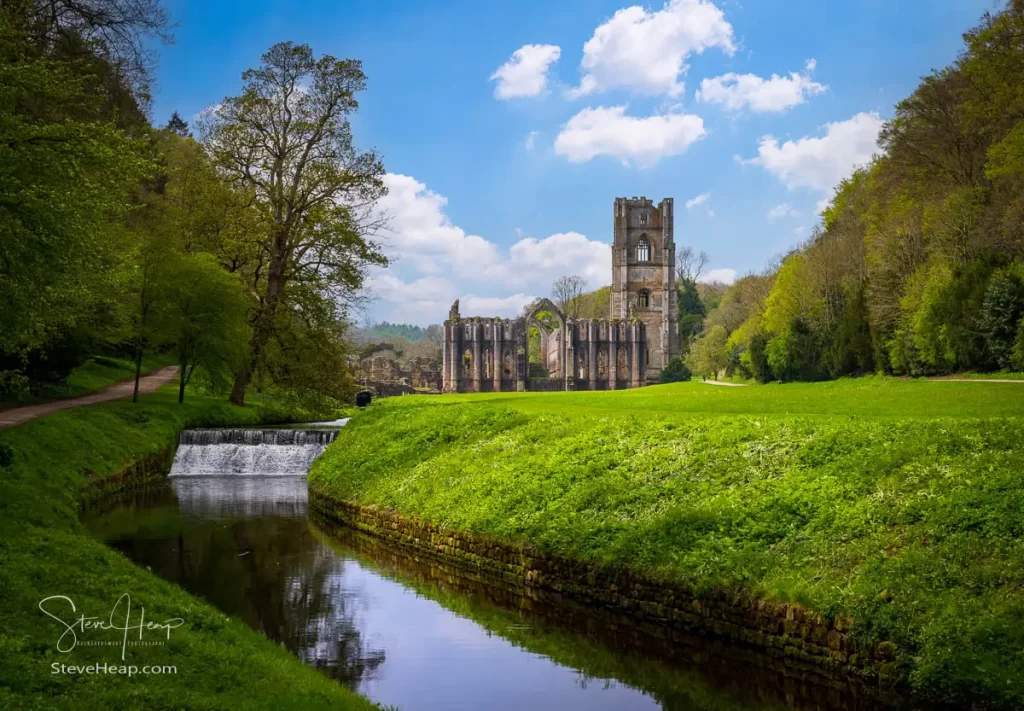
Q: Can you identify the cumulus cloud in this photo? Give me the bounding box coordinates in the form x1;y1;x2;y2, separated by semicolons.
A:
685;192;710;209
700;268;737;284
461;294;537;317
490;44;562;99
571;0;735;97
743;111;884;192
375;174;502;278
767;203;800;219
369;174;612;324
554;105;706;166
696;59;826;113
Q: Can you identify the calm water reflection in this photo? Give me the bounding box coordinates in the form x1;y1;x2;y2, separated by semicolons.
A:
84;476;899;711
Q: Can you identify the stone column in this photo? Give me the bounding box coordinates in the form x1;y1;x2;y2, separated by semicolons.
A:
588;321;597;391
442;323;449;392
564;320;574;391
471;321;483;392
516;324;527;392
608;325;618;390
626;323;634;387
493;320;503;392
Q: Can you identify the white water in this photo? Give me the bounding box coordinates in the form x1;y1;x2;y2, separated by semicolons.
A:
169;428;339;477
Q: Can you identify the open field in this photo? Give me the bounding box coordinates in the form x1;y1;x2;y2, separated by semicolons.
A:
434;375;1024;419
311;377;1024;707
0;389;377;711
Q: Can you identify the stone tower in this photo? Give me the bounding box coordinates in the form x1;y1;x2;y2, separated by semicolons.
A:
611;196;678;379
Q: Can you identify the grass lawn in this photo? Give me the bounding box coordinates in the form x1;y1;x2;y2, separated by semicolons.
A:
310;377;1024;708
0;388;379;711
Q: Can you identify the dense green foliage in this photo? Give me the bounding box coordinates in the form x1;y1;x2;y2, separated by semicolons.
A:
0;3;377;409
311;380;1024;707
688;2;1024;382
0;389;375;710
658;357;692;383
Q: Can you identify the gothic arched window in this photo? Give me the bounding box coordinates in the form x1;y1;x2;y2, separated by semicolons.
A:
638;290;650;308
636;235;650;262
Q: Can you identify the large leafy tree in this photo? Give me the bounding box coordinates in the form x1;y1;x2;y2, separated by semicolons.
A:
202;41;387;404
0;7;151;388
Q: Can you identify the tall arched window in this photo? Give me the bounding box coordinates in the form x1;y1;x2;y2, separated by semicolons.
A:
638;290;650;308
636;235;650;262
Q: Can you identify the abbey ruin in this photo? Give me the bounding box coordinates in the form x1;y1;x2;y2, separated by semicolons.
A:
441;197;677;393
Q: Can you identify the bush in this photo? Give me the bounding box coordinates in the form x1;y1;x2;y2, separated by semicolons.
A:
658;358;691;383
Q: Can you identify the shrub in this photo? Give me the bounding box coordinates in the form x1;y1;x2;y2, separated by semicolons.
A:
658;358;691;383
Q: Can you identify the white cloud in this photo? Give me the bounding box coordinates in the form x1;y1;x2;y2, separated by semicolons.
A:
461;294;537;318
794;225;807;236
508;231;611;286
816;197;831;214
490;44;562;99
571;0;735;98
767;203;800;219
700;268;737;284
554;105;706;166
525;131;540;151
744;111;884;192
696;59;826;113
370;174;612;324
376;174;502;278
685;192;710;209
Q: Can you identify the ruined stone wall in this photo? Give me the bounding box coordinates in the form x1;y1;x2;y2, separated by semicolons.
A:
442;312;647;393
311;493;899;687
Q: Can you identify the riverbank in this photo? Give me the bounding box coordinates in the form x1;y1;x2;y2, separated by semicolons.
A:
0;390;379;710
308;385;1024;709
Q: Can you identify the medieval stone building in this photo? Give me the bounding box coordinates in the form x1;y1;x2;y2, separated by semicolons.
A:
441;298;647;393
611;196;679;380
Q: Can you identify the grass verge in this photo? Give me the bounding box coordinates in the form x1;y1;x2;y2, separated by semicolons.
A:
0;389;379;711
1;353;179;407
309;381;1024;709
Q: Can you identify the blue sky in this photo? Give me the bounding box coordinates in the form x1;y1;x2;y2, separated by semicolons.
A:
154;0;997;325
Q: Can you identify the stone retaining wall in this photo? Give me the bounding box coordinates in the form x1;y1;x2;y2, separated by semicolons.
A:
311;492;899;688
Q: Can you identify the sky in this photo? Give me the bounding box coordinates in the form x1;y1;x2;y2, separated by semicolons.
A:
153;0;999;325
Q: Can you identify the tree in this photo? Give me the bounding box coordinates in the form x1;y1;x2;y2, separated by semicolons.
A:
155;253;248;403
552;275;587;318
980;269;1024;368
202;41;388;404
676;246;708;283
166;111;190;136
659;357;691;383
686;325;729;380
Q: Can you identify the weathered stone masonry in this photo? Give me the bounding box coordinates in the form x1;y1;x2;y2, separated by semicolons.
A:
310;493;899;687
442;297;648;393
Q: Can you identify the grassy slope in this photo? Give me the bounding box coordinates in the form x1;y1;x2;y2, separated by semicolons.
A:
0;389;378;711
310;378;1024;708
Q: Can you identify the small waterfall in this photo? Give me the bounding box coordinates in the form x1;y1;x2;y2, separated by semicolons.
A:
170;428;339;476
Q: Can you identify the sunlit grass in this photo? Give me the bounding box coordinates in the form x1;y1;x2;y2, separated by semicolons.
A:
312;377;1024;707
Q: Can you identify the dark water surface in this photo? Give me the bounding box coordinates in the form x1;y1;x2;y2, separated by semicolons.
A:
84;475;903;711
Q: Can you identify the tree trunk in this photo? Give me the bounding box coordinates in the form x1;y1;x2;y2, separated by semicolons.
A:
229;253;286;405
178;362;186;404
132;345;143;403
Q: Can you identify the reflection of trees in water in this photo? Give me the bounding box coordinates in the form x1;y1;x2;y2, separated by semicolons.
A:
106;508;385;687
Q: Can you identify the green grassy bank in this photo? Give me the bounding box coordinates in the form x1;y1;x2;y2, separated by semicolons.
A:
0;390;379;711
309;379;1024;708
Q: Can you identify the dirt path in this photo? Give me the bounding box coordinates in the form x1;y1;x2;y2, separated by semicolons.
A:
0;366;180;429
701;379;748;387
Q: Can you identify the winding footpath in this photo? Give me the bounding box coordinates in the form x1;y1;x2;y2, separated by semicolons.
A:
0;366;180;429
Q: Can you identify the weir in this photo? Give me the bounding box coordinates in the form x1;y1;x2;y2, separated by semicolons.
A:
170;428;339;477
